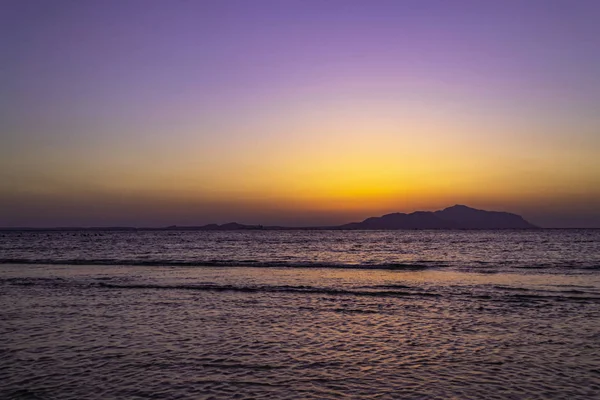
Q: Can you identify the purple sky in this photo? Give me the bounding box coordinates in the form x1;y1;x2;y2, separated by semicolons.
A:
1;0;599;227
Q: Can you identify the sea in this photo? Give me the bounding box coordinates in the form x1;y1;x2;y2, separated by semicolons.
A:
1;229;599;399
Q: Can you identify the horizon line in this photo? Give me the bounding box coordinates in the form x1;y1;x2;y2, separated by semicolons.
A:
2;205;599;229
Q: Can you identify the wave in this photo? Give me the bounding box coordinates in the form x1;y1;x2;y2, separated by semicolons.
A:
0;278;437;299
0;258;443;270
0;277;438;298
503;293;600;302
2;257;599;272
96;282;442;298
4;277;599;303
492;284;600;297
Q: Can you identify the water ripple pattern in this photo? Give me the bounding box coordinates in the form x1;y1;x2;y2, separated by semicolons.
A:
1;230;600;399
1;229;599;272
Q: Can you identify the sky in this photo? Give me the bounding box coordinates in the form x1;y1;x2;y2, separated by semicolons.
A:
1;0;599;228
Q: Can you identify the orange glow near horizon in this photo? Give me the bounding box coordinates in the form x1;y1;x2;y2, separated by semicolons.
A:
3;106;599;227
2;1;600;227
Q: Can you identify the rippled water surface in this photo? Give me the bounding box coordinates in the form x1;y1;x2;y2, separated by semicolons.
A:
1;230;600;399
1;229;599;271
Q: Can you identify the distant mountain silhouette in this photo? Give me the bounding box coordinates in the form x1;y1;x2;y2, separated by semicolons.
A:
338;205;537;230
435;205;537;229
1;205;538;231
165;205;537;230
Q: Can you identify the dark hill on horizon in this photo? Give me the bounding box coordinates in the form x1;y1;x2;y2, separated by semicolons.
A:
338;205;538;230
1;205;539;231
172;205;538;230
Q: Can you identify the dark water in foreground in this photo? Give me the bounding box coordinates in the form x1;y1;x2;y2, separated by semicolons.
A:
1;230;600;399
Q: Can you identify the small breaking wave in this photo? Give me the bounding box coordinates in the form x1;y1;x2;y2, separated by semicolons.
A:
96;282;442;298
4;277;599;303
0;276;439;298
0;258;443;271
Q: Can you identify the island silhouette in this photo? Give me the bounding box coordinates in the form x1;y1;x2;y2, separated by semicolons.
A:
161;205;538;231
2;205;539;231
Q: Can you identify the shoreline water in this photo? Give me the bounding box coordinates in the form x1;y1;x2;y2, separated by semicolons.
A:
2;263;600;399
2;230;600;399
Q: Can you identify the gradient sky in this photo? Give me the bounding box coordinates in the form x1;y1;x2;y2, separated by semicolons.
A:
1;0;599;227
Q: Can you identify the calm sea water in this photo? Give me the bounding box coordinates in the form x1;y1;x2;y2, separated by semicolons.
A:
1;230;600;399
2;229;600;271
